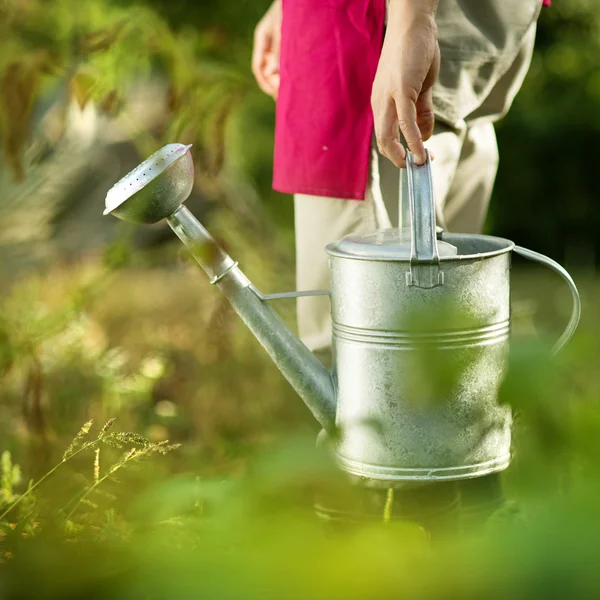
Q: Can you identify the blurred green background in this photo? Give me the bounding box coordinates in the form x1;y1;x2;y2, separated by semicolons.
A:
1;0;600;598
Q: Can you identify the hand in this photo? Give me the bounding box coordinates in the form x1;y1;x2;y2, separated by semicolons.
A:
371;0;440;167
252;0;282;99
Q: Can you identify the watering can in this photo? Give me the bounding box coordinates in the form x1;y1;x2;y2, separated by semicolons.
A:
103;143;580;484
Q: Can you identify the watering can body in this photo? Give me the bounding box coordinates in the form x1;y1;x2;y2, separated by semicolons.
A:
328;233;513;481
104;144;581;485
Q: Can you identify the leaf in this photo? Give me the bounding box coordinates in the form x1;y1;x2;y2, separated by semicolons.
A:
1;452;13;502
166;84;182;112
80;498;98;510
206;92;238;178
76;22;127;56
98;90;121;117
0;59;42;181
0;332;14;378
69;71;98;110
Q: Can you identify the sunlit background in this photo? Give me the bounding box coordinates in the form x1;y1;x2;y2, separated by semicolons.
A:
1;1;599;597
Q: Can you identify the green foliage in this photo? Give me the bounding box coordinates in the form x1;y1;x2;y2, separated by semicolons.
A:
0;261;598;598
0;418;178;545
492;0;600;262
0;0;599;597
2;357;600;600
0;0;252;187
1;452;22;506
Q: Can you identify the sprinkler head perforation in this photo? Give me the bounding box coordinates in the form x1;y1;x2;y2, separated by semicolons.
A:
103;143;194;224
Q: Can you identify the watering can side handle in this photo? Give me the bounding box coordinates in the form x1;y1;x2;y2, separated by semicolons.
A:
513;246;581;356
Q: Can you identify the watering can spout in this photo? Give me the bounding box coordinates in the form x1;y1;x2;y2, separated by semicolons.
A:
103;144;337;432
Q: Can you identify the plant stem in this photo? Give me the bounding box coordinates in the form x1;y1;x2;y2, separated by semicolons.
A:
383;488;394;523
63;473;113;525
62;449;142;525
0;441;98;522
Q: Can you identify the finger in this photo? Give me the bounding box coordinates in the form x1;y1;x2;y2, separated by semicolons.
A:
269;76;280;99
393;93;427;165
252;27;275;96
264;55;280;99
265;72;280;99
272;10;281;60
267;19;281;99
373;97;406;168
416;87;435;141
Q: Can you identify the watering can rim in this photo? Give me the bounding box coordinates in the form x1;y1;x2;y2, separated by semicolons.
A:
326;231;516;263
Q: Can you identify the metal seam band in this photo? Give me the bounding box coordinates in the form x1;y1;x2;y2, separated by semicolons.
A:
332;320;510;348
335;452;511;481
209;261;239;285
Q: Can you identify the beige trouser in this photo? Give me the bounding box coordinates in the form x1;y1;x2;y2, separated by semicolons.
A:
295;15;538;355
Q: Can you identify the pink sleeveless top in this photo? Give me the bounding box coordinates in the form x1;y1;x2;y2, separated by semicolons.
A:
273;0;549;200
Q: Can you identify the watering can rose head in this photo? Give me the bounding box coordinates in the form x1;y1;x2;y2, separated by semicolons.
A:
104;143;194;224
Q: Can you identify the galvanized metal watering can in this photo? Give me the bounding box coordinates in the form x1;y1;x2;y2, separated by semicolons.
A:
104;143;580;484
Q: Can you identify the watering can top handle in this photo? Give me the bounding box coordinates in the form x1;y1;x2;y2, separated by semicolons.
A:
513;246;581;356
404;151;443;288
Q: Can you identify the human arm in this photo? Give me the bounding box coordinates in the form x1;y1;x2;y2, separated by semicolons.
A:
251;0;282;99
371;0;440;167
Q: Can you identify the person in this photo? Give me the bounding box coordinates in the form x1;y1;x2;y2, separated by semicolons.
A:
252;0;547;529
